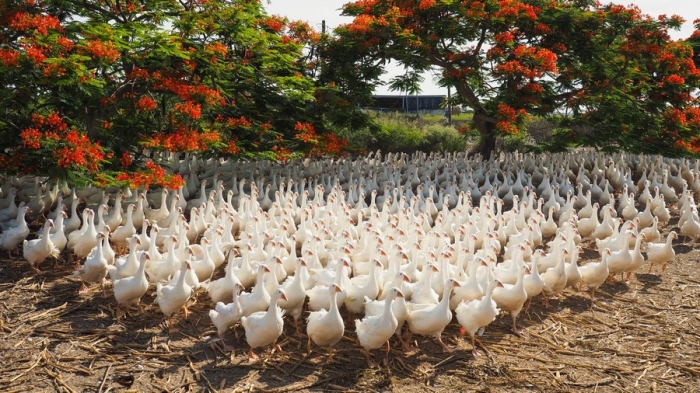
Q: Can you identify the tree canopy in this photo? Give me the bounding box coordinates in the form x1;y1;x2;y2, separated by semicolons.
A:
334;0;700;157
0;0;360;187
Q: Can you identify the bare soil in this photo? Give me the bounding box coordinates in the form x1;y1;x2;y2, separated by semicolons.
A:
1;221;699;393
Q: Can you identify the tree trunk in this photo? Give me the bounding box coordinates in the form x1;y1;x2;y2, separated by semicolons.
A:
473;111;497;159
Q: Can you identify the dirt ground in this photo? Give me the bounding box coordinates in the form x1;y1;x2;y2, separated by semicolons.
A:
1;219;699;393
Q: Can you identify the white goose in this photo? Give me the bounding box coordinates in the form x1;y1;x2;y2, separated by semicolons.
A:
155;260;194;331
23;219;59;274
239;264;272;317
647;231;677;273
277;258;308;336
306;283;345;359
580;249;611;302
406;278;460;352
363;271;412;352
112;236;142;280
306;258;351;312
493;264;528;334
209;282;244;351
111;204;137;248
456;278;502;356
108;251;150;319
71;233;108;296
45;210;68;254
344;259;382;315
355;287;404;368
241;288;287;362
69;209;98;264
0;205;31;258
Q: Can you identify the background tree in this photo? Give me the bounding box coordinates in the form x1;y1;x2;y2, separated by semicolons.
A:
333;0;700;157
388;68;424;114
0;0;351;187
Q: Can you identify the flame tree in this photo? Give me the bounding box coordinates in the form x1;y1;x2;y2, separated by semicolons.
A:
333;0;700;157
0;0;351;187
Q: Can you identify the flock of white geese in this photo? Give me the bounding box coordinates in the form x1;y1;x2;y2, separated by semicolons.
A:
0;150;698;366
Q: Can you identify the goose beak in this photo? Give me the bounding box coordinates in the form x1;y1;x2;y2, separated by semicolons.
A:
496;280;505;288
300;259;307;267
263;265;271;273
280;292;288;301
402;274;411;283
334;285;343;293
452;280;461;288
431;265;439;272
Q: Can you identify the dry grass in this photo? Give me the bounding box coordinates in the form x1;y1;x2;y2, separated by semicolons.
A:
1;222;699;393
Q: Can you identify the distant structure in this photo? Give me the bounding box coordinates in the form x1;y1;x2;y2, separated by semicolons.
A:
370;95;445;113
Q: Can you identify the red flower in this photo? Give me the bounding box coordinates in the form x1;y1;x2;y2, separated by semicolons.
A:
294;122;317;143
0;49;20;67
83;40;119;62
419;0;435;10
174;101;202;119
121;151;132;168
665;74;685;85
20;127;42;149
494;32;514;46
136;96;157;111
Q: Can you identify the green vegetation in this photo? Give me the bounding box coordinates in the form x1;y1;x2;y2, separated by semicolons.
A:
338;112;470;154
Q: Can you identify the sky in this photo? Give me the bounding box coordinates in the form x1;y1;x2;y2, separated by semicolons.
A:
265;0;700;95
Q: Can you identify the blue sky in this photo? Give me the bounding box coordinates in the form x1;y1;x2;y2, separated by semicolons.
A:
265;0;700;95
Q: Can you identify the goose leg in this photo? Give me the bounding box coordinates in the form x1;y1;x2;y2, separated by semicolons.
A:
293;318;304;338
404;330;413;346
396;330;413;353
362;349;377;368
78;282;89;294
219;334;235;352
180;305;191;319
436;333;453;353
471;335;484;357
510;313;522;336
31;266;44;275
327;348;335;363
306;337;312;354
247;348;259;363
383;341;391;365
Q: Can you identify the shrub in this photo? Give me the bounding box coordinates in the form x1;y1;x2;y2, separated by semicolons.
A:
341;114;470;154
420;124;468;152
